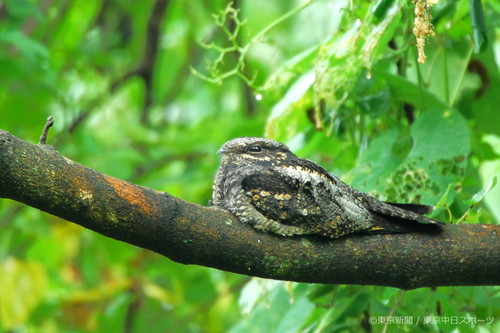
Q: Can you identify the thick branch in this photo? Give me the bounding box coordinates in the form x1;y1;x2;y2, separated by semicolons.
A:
0;130;499;290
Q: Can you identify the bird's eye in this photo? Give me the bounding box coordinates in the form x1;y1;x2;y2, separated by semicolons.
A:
248;145;262;154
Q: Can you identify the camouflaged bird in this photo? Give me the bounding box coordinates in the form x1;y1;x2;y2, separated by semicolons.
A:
212;137;445;238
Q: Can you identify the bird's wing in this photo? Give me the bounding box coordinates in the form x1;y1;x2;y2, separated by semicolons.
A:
240;164;377;238
240;169;327;227
307;157;445;228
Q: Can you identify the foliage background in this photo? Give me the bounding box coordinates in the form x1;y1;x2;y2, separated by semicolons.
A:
0;0;499;332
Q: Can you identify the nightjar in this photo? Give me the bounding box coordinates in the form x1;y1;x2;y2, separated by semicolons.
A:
212;137;445;238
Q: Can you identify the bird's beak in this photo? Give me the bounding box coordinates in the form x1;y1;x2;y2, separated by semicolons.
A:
217;148;228;155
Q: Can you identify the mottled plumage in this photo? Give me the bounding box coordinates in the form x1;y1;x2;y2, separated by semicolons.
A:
212;137;444;238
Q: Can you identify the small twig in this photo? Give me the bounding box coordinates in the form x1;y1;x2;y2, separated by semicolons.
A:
39;116;54;144
193;0;314;87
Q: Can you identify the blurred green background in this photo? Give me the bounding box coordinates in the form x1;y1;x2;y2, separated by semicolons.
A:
0;0;499;332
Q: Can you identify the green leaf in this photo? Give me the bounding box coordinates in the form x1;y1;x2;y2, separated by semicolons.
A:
313;287;366;332
0;31;49;62
238;279;282;315
405;109;470;203
469;0;488;53
5;0;39;19
352;109;470;204
265;70;315;141
263;44;320;90
350;128;403;195
0;258;47;329
273;296;314;333
465;176;498;206
378;71;450;110
373;0;396;21
409;109;470;161
435;183;455;208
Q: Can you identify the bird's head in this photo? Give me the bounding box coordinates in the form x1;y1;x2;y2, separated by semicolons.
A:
217;137;294;165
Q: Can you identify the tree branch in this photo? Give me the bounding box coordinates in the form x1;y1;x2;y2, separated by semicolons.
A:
110;0;171;124
0;129;499;290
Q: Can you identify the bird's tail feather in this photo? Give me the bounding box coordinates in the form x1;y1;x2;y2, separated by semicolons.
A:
384;202;434;215
368;213;445;235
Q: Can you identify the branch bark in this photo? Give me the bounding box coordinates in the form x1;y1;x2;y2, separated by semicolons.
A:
0;129;499;290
